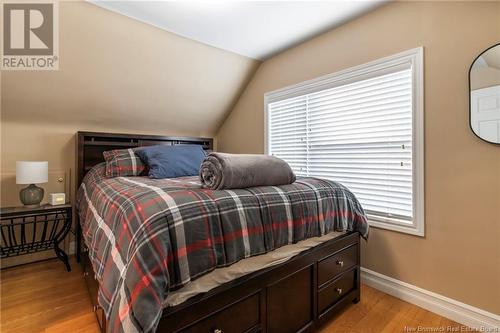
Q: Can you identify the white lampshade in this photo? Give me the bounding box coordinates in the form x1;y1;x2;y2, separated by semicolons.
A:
16;161;48;184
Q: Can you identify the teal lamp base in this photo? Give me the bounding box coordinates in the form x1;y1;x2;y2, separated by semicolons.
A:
20;184;44;207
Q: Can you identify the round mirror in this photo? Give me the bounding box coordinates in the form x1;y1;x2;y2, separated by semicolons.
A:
469;43;500;144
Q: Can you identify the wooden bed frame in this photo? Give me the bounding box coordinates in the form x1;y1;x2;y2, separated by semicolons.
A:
76;131;361;333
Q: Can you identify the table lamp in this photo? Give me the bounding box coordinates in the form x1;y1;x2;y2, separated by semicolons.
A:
16;161;48;207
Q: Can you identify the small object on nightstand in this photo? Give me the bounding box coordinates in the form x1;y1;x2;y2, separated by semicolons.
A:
49;193;66;205
0;204;72;271
16;161;48;207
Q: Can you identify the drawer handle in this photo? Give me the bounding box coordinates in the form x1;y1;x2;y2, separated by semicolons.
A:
83;271;89;277
336;260;344;267
212;329;223;333
92;305;98;312
336;288;343;295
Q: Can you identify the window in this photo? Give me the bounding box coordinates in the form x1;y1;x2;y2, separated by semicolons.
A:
265;47;424;236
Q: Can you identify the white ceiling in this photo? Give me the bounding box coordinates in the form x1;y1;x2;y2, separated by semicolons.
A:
482;46;500;70
472;46;500;70
89;1;387;60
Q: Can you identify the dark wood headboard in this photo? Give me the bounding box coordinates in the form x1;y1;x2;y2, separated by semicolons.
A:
76;131;213;187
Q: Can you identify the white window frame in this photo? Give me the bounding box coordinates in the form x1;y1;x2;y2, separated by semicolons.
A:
264;47;425;236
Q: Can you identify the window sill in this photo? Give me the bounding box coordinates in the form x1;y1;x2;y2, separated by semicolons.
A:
368;218;425;237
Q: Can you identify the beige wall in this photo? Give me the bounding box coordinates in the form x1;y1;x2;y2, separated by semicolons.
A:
1;1;259;204
0;1;258;266
217;1;500;314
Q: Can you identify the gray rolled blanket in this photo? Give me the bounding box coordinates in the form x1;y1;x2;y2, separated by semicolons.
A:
200;152;296;190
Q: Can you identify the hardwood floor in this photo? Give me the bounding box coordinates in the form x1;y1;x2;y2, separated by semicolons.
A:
0;257;462;333
1;257;99;333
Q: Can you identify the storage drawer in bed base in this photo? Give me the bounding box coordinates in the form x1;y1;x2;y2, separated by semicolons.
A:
79;230;361;333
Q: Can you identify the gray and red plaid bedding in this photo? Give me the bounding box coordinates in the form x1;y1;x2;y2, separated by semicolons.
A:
76;163;368;333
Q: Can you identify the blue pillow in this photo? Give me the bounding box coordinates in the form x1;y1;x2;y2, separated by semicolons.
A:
135;145;206;179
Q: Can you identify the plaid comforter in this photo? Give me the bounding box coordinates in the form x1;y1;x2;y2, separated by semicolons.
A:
76;163;368;333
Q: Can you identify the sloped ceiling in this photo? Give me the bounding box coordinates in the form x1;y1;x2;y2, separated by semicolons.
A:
482;46;500;70
89;0;387;60
1;1;259;138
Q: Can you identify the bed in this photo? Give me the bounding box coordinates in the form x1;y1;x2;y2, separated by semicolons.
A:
75;131;368;333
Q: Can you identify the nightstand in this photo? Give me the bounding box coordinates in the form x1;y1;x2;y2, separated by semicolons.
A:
0;204;72;271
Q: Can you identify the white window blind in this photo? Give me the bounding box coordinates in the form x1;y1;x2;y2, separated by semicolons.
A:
266;48;424;235
268;95;308;176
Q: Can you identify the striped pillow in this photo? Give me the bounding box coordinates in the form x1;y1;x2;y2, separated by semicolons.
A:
103;148;146;177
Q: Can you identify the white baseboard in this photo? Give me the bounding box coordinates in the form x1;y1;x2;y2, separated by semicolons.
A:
361;267;500;330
